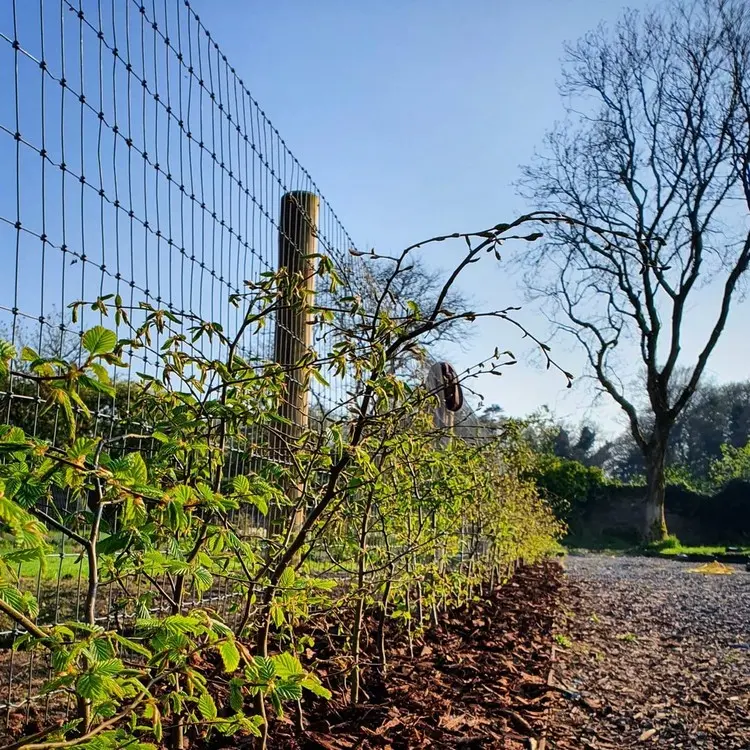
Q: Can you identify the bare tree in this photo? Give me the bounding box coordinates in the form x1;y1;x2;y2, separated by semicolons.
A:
520;0;750;540
603;377;750;483
0;309;80;364
365;255;471;347
365;254;472;370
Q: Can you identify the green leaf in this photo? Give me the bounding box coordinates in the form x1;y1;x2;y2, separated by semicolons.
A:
0;340;16;357
82;326;117;356
197;691;218;721
309;368;330;387
215;718;237;737
309;577;337;591
278;566;295;589
100;674;125;700
269;691;283;718
68;388;92;418
0;340;16;375
301;675;332;699
272;652;304;679
273;680;302;702
3;549;41;567
90;638;114;662
77;672;106;701
97;532;131;556
270;602;285;628
68;622;105;635
160;559;191;576
219;640;241;673
243;714;265;736
123;452;148;485
253;656;276;683
0;583;26;612
101;352;127;367
232;475;250;494
93;658;123;676
229;678;244;712
251;494;269;516
170;485;193;505
112;633;152;659
50;648;73;674
160;614;204;635
89;361;111;384
192;567;213;594
0;442;30;454
144;703;163;743
79;374;115;397
55;391;76;439
40;674;75;695
209;618;233;638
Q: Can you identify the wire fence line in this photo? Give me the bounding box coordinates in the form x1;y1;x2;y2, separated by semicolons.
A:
0;0;364;724
0;0;492;730
0;0;359;465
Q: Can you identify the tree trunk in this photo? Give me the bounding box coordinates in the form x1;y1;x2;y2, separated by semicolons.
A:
644;443;668;542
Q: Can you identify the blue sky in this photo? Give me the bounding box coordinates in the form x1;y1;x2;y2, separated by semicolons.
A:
1;0;747;437
191;0;750;435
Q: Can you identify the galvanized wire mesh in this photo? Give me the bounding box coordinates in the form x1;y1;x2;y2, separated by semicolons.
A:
0;0;363;726
0;0;489;732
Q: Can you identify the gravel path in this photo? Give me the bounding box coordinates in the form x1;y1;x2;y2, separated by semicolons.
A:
548;554;750;749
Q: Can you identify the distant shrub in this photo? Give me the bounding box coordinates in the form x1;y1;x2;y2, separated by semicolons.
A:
708;442;750;489
527;453;610;522
664;465;705;494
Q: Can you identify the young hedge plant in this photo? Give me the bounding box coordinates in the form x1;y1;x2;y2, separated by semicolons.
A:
0;214;572;749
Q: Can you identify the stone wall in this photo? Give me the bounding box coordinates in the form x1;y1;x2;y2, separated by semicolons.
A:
568;480;750;545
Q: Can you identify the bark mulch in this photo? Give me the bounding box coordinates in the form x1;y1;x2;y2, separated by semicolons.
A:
1;562;564;749
547;554;750;750
269;561;563;749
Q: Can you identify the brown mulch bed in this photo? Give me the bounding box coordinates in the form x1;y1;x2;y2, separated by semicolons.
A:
271;563;561;750
2;562;563;749
268;561;562;749
547;554;750;750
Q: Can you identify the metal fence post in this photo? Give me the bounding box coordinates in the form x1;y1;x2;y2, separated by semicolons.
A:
270;191;320;542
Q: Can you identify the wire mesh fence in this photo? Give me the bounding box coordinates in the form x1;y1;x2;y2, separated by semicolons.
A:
0;0;493;732
0;0;367;724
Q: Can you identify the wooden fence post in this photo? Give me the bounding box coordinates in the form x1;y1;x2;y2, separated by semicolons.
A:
270;191;320;544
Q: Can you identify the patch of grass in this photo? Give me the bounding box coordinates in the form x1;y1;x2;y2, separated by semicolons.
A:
643;533;750;558
22;552;87;582
554;633;573;649
615;632;638;643
1;541;88;583
652;543;750;557
566;532;750;559
648;534;681;551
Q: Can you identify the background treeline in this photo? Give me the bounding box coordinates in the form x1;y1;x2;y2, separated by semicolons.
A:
476;381;750;545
